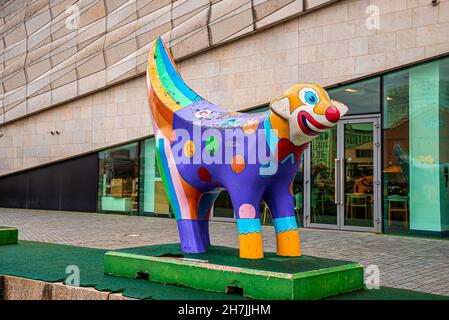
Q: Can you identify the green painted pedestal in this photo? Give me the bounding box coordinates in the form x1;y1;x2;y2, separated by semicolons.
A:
0;227;18;245
104;244;364;300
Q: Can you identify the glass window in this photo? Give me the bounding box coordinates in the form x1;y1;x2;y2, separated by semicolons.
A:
383;57;449;235
98;142;139;214
383;69;409;234
328;77;381;115
139;138;171;217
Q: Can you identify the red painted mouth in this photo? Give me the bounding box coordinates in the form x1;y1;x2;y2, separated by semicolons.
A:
297;111;330;136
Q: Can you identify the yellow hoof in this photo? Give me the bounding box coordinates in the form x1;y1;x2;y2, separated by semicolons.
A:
276;229;301;257
239;232;264;259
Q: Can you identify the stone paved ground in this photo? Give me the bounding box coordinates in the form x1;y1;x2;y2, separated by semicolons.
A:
1;208;449;296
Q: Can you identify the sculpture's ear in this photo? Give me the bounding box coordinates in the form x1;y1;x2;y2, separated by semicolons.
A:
269;96;291;119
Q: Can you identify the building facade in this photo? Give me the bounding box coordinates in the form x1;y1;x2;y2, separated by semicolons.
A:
1;0;449;237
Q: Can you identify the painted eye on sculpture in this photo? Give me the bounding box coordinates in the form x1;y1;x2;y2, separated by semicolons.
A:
299;88;319;106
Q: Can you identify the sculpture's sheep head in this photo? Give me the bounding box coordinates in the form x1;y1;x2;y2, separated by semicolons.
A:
269;83;349;146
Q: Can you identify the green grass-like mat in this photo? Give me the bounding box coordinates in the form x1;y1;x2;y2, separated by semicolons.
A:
0;241;243;300
327;287;449;300
0;241;447;300
113;243;356;274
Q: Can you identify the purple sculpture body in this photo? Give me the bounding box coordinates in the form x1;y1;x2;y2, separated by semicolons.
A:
147;38;348;259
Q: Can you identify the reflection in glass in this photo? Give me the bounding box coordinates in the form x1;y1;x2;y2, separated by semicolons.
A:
383;69;410;233
139;138;171;217
98;142;139;214
310;126;337;225
291;159;304;227
214;191;234;219
383;57;449;235
328;77;380;115
344;123;374;228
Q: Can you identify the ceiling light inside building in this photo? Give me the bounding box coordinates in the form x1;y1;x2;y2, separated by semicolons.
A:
345;88;359;93
387;96;393;101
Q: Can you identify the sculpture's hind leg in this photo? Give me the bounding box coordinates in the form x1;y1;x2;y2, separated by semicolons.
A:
228;189;264;259
264;183;301;257
177;216;206;253
155;136;205;253
197;191;221;246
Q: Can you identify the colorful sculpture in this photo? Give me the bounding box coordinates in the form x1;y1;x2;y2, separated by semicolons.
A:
146;38;348;259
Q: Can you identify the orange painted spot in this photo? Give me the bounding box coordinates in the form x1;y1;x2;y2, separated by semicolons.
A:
231;155;246;173
183;140;195;158
242;120;259;135
239;232;263;259
290;182;294;196
149;88;174;140
276;229;301;257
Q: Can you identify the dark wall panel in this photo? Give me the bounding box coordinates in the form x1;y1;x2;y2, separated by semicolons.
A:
27;165;61;210
60;153;98;212
0;173;27;208
0;153;98;213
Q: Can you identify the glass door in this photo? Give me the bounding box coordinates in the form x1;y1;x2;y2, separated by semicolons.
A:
307;126;339;228
305;116;381;232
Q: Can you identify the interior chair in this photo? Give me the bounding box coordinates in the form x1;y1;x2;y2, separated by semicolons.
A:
311;191;321;222
346;193;369;221
387;195;409;228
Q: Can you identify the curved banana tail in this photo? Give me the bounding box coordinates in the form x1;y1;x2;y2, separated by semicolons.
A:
146;37;202;139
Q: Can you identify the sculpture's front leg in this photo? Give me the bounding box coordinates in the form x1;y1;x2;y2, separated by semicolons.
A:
229;189;264;259
264;185;301;257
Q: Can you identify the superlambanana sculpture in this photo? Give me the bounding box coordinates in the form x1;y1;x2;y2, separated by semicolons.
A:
147;38;348;259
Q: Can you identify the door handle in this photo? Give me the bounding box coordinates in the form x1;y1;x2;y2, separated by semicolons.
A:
334;159;339;204
340;158;345;205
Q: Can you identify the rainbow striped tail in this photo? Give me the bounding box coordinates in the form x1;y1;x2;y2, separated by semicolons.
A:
146;38;202;139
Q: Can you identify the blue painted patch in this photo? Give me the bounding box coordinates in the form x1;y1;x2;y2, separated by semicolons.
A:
264;113;279;155
273;216;298;233
281;153;295;165
237;218;262;234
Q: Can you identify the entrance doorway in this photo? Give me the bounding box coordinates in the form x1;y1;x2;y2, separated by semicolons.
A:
304;115;381;232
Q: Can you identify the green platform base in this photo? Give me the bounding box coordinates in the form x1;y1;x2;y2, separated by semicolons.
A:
0;227;18;245
104;244;364;300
